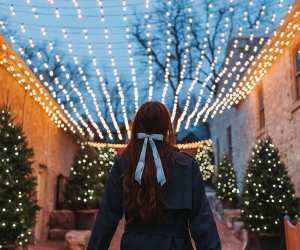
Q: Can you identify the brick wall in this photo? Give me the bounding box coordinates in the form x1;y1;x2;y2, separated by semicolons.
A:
0;66;79;241
209;43;300;196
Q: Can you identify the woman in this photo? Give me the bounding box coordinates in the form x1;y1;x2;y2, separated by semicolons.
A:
87;102;221;250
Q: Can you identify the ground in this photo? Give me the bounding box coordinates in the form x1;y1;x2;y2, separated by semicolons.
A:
29;217;242;250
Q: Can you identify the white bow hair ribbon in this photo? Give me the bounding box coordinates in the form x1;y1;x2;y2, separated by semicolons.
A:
134;133;166;186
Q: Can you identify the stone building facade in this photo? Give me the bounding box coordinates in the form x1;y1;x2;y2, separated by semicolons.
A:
209;6;300;196
0;36;79;241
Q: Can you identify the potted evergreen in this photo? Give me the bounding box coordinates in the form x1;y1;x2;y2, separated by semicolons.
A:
64;144;116;230
216;156;239;209
195;142;215;187
0;108;39;249
241;137;299;250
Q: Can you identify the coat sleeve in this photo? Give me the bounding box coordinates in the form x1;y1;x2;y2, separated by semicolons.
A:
86;157;123;250
188;159;221;250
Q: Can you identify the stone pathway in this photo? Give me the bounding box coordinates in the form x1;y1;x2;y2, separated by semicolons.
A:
29;217;242;250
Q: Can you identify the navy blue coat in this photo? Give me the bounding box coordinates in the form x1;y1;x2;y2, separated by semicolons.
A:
86;151;221;250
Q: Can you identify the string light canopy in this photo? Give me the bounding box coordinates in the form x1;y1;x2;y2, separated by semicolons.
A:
0;0;295;143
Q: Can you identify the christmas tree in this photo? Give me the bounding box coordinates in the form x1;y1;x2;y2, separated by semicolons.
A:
195;141;215;182
64;144;117;210
0;108;39;248
241;137;299;235
216;156;239;206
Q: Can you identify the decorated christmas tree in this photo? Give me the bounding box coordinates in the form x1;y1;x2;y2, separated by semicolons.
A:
241;137;299;235
64;144;117;210
195;141;215;182
0;108;39;248
216;156;239;206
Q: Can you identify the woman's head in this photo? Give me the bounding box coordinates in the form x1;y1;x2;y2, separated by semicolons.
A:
130;101;175;145
122;101;177;224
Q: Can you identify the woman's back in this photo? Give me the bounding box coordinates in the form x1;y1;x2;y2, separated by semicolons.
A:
86;102;221;250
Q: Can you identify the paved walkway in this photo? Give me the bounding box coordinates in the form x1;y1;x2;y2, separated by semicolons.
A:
29;217;242;250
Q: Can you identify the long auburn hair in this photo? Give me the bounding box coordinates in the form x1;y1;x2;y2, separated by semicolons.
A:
122;101;177;224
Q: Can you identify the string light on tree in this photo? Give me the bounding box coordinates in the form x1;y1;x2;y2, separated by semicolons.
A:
216;156;239;207
241;136;299;234
64;144;117;209
0;108;39;248
195;140;215;182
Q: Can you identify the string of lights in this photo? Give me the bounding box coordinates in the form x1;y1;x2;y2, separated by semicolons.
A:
16;2;95;138
184;1;222;129
0;0;294;141
19;0;103;139
88;139;213;150
192;1;278;125
0;38;79;135
145;0;154;100
170;1;194;123
199;14;268;122
47;0;123;139
1;32;92;138
201;3;288;122
176;10;213;131
161;0;172;104
22;0;111;139
96;0;130;139
41;0;120;139
210;5;298;120
121;0;139;113
8;0;122;140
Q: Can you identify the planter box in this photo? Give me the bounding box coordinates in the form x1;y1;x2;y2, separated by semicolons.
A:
244;233;261;250
49;209;75;230
75;209;97;230
284;215;300;250
245;232;284;250
257;234;283;250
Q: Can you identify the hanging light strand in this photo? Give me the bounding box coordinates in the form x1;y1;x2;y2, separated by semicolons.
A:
96;0;130;139
121;0;139;113
170;1;194;123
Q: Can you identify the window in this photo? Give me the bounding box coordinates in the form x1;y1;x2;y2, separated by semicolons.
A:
227;126;233;161
257;85;265;130
294;50;300;101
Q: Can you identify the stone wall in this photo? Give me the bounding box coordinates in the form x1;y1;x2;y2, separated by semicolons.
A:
0;66;79;241
209;45;300;196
